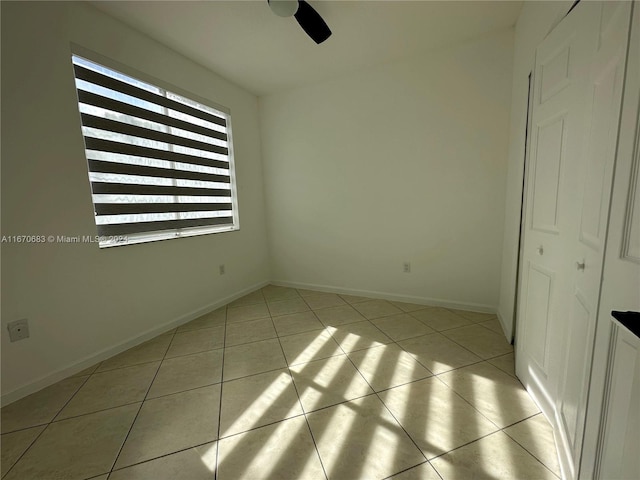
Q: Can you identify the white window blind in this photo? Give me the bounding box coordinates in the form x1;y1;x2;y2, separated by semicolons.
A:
71;54;238;248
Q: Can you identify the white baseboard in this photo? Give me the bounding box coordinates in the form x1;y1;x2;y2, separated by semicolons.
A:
272;280;497;314
1;280;270;407
2;278;497;406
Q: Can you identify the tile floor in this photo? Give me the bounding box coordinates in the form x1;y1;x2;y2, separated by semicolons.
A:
0;285;562;480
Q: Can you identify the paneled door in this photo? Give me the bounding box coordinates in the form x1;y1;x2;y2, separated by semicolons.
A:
515;1;601;422
555;2;633;477
517;2;633;479
581;3;640;478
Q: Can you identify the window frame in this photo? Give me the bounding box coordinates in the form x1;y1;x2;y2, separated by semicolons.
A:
70;45;240;248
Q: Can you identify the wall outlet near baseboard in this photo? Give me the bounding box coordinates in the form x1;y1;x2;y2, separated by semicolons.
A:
219;264;225;275
7;319;30;342
403;262;411;273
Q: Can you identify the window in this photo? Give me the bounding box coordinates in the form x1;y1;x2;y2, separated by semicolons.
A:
71;54;239;248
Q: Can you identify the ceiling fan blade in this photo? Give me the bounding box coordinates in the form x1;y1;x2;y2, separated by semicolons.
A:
294;0;331;44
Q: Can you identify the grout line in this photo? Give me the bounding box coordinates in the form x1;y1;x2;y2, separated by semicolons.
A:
427;430;500;461
217;411;306;442
0;424;49;479
503;429;561;479
1;372;95;479
225;314;272;326
49;400;145;424
0;422;49;436
380;461;435;480
330;332;432;470
427;374;503;431
49;376;93;424
226;300;265;309
269;313;330;480
213;304;229;480
107;438;218;475
427;413;558;479
160;346;225;362
295;390;380;416
107;323;180;478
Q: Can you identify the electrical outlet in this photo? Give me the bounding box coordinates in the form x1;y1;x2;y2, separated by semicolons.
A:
219;264;225;275
7;319;29;342
403;262;411;273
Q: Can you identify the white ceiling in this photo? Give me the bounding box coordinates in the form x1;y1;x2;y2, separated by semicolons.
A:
92;1;523;96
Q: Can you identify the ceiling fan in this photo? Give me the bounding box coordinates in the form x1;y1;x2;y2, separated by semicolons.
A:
268;0;332;44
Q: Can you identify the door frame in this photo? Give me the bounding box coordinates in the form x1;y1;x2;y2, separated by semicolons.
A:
579;3;638;477
512;72;535;345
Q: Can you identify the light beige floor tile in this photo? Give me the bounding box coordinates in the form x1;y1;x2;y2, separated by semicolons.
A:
57;362;159;419
479;318;504;334
409;308;472;331
115;385;221;469
177;308;226;332
352;299;403;319
380;377;498;459
290;354;373;412
371;313;435;341
110;442;217;480
226;303;270;324
327;321;393;353
261;285;300;302
279;329;343;366
267;298;310;316
96;333;173;372
398;333;482;374
90;475;109;480
314;304;367;326
296;288;326;297
307;395;425;480
0;425;46;477
488;353;516;378
441;325;513;359
147;349;223;399
447;309;497;324
4;404;138;480
438;362;540;428
390;302;431;313
217;416;324;480
1;376;87;433
431;431;557;480
225;317;276;346
504;414;561;477
165;326;224;358
303;293;347;310
71;364;100;377
220;369;303;437
339;294;371;304
272;311;324;337
223;339;287;381
228;290;265;307
389;462;441;479
348;344;432;392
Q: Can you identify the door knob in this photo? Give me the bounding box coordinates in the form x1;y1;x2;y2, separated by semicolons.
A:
537;246;544;255
576;261;586;271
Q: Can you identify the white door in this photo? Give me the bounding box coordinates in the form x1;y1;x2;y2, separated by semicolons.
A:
515;1;601;421
555;2;633;477
516;2;633;478
581;3;640;478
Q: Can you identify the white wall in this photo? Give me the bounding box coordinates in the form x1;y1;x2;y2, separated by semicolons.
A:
496;1;573;339
0;2;270;402
260;29;514;311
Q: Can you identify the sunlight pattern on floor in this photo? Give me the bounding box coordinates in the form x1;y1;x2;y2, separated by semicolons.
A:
0;286;562;479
